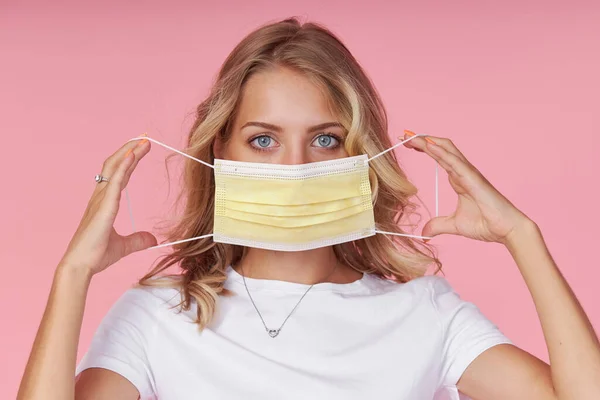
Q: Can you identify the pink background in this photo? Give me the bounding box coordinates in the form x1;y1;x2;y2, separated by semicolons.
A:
1;1;599;397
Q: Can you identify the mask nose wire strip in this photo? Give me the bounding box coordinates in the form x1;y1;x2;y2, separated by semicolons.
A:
127;137;215;169
125;134;437;248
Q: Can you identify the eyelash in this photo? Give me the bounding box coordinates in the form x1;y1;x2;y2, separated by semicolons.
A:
248;132;343;153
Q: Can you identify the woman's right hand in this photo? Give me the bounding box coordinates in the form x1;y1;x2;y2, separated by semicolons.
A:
58;136;158;277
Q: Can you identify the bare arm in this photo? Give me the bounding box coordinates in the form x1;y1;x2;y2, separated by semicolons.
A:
402;131;600;399
17;136;156;400
458;221;600;400
18;264;139;399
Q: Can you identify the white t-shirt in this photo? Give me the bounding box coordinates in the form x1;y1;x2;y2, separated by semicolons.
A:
76;266;512;399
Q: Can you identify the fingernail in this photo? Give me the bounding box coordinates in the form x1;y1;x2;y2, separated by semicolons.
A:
404;129;416;137
125;148;133;157
137;133;149;146
425;137;437;145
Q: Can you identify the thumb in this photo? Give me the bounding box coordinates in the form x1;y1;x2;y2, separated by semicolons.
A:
121;231;158;255
422;216;457;239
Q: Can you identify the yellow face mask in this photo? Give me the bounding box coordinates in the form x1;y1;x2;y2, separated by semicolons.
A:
213;154;374;251
126;134;436;251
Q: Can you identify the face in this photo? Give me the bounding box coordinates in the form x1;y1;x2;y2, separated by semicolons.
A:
216;66;349;164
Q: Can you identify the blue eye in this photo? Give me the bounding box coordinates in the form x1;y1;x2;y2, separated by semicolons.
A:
251;135;274;148
313;134;339;148
249;133;341;152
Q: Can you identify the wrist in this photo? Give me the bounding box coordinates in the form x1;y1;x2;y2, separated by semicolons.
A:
503;218;541;253
55;261;94;287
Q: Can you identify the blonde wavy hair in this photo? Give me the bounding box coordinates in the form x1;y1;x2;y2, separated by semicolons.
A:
139;17;442;329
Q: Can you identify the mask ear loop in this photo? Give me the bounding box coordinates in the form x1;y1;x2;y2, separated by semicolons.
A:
123;134;437;248
125;136;215;250
127;137;215;169
367;133;438;241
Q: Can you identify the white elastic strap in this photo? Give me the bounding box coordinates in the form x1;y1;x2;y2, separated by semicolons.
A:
128;136;214;169
125;135;214;249
367;134;439;217
125;134;438;248
374;230;433;240
366;133;428;163
369;132;440;234
147;233;215;250
435;164;439;217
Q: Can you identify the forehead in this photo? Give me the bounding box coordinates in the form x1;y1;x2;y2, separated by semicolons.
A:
234;67;337;128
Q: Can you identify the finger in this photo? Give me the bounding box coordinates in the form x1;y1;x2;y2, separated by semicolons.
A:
400;130;428;151
122;138;151;187
121;231;158;255
399;131;438;155
403;130;469;163
83;136;146;229
107;133;148;165
426;141;473;178
421;135;469;163
422;215;458;238
399;131;465;175
100;150;136;217
433;153;454;172
398;136;425;152
96;134;149;190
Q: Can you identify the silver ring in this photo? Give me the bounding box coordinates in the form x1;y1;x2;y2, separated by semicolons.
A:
94;174;110;183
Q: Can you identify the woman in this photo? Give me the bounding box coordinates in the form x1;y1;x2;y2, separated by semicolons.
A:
18;17;600;400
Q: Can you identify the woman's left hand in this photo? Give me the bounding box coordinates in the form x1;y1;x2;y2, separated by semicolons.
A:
402;130;534;246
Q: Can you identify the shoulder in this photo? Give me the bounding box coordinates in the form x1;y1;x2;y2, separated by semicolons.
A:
118;283;182;307
366;273;469;317
405;274;474;317
406;274;461;302
76;282;183;396
363;273;460;315
105;281;185;326
366;273;455;298
406;274;454;292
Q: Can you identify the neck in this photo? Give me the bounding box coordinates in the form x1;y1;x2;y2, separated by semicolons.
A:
233;246;363;285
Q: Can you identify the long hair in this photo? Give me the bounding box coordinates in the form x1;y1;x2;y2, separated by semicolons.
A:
138;17;442;329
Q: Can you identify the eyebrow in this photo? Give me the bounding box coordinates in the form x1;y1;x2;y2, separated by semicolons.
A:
240;121;345;133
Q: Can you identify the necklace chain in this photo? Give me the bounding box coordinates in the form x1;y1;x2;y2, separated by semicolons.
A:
240;263;339;338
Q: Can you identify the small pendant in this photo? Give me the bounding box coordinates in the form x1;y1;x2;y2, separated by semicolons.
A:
267;329;280;338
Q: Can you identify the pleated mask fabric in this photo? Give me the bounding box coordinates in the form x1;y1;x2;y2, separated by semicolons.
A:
125;133;437;252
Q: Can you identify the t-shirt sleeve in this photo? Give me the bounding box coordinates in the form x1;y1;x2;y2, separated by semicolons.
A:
428;276;513;392
76;287;160;399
